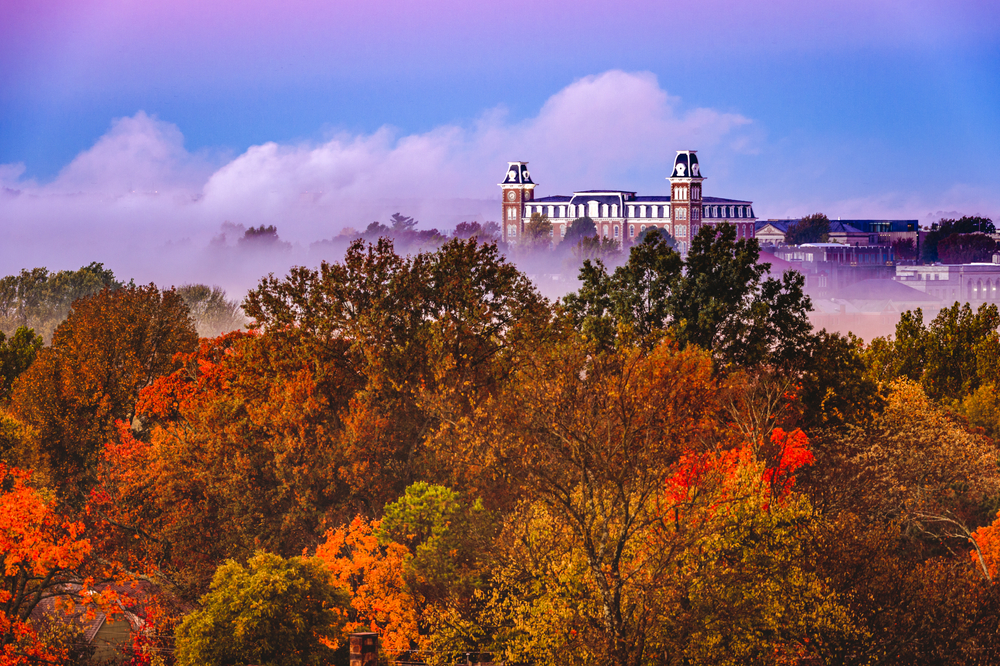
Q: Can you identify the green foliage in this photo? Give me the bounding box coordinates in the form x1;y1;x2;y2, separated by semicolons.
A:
519;212;553;252
796;330;884;428
0;327;43;401
565;223;813;368
938;232;998;264
377;482;492;605
635;225;678;249
784;212;830;245
0;262;122;342
560;216;596;245
562;229;681;346
866;302;1000;403
175;551;349;666
177;284;247;337
922;215;996;262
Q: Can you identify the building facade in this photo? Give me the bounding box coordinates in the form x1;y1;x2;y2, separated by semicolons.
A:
499;151;756;253
895;257;1000;303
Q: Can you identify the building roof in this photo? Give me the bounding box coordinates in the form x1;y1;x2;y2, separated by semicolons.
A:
827;221;866;234
531;195;572;203
703;196;752;204
500;162;534;186
757;220;793;233
830;278;937;302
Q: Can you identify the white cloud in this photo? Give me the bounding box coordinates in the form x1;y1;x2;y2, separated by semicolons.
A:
3;69;996;295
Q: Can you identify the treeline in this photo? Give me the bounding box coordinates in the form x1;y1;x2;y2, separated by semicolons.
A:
2;224;1000;665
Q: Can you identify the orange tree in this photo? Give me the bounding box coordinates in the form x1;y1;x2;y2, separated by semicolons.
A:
427;335;721;666
9;285;196;502
243;238;552;512
90;329;361;596
0;463;110;665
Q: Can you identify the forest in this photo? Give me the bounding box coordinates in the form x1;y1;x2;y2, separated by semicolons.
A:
2;223;1000;666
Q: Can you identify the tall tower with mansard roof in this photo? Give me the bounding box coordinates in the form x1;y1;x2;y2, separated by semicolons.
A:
499;162;536;244
668;150;704;251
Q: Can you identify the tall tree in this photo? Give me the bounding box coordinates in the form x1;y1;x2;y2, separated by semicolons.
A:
9;285;197;500
0;328;42;402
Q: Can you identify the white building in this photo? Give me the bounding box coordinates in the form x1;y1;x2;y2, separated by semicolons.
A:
499;151;756;253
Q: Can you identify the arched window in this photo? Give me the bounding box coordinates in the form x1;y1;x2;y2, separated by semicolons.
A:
614;225;620;238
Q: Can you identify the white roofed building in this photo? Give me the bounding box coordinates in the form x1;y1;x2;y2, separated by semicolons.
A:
499;151;757;253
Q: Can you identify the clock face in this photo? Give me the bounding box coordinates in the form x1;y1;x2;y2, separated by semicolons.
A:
507;190;516;201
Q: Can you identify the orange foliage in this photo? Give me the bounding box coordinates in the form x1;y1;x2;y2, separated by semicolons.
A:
970;511;1000;581
0;464;93;664
315;516;420;653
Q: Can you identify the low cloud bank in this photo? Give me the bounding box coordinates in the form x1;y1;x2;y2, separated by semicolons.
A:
2;69;996;299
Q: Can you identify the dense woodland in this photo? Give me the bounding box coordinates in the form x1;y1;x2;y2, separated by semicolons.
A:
3;224;1000;665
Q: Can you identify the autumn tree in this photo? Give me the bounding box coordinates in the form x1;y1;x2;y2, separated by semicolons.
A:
315;517;420;653
9;285;197;500
175;551;349;666
429;336;721;666
0;464;102;665
91;330;362;596
244;238;551;512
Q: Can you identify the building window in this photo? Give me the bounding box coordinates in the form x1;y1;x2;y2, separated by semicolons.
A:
614;225;620;238
612;204;618;217
692;208;700;221
628;205;635;217
630;225;635;237
677;225;687;237
640;225;646;233
507;224;517;236
677;208;687;220
589;201;599;218
602;204;609;217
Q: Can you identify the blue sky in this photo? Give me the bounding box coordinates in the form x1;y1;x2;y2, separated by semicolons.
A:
1;0;998;286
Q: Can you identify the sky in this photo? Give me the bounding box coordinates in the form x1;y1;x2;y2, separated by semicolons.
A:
1;0;999;290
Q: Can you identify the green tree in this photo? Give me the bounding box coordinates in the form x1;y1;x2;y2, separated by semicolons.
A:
377;483;492;607
561;216;596;245
0;263;122;341
784;213;830;245
937;232;998;264
922;216;996;263
635;226;678;249
562;229;682;347
0;327;42;401
866;302;1000;403
669;224;813;368
520;212;553;251
175;551;349;666
177;284;247;337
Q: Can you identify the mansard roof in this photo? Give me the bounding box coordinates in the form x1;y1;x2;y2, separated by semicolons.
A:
703;196;752;205
531;195;572;203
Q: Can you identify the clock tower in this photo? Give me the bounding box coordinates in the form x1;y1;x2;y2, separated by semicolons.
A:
499;162;536;243
668;150;704;251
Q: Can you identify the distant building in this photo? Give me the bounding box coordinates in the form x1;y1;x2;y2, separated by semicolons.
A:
771;243;895;294
499;151;757;253
895;256;1000;303
757;218;918;247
